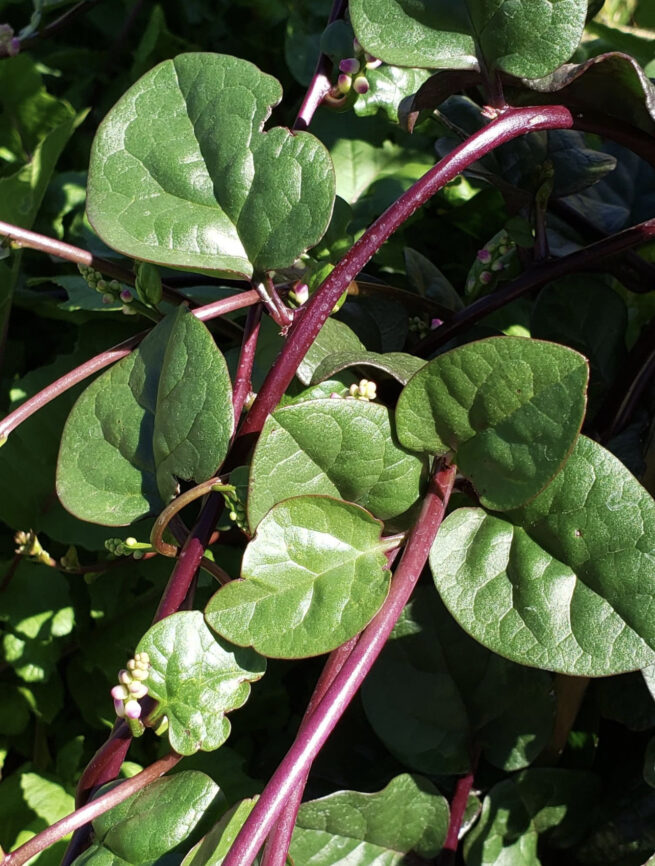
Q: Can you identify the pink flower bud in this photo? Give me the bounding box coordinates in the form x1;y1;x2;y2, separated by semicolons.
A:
120;289;133;303
128;681;148;699
339;57;360;75
365;54;382;69
294;283;309;305
431;318;443;330
124;699;142;720
477;249;492;263
353;75;369;95
480;271;493;284
111;685;129;701
337;73;352;94
114;698;126;718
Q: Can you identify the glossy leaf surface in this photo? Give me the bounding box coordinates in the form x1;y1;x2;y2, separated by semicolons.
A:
290;774;449;864
248;399;425;529
362;589;554;774
311;350;425;386
75;772;222;866
297;317;365;386
137;612;265;756
396;337;588;510
87;53;335;278
431;436;655;675
350;0;586;78
57;306;233;525
206;496;391;658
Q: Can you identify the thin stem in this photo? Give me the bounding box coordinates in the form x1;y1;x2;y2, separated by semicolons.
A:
150;477;233;557
238;106;576;444
232;304;263;418
0;290;260;442
222;460;457;866
415;217;655;357
3;752;181;866
439;758;479;866
24;0;104;42
538;675;590;764
253;277;293;331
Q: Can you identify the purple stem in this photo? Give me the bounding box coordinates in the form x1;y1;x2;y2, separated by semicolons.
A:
222;460;457;866
0;290;260;442
414;216;655;356
238;105;577;443
440;764;478;866
233;304;263;419
74;722;132;807
4;752;181;866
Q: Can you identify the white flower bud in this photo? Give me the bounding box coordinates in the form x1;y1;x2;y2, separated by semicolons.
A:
124;699;142;719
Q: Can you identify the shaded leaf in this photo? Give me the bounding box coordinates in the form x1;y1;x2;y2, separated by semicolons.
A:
396;336;589;510
431;436;655;675
137;612;266;756
248;398;425;530
206;496;392;658
297;317;365;385
311;350;424;386
181;799;258;866
87;53;335;278
57;306;233;525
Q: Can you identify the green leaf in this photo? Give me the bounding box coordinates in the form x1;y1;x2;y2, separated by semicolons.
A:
311;350;425;386
181;799;258;866
87;53;335;279
205;496;392;658
404;247;464;312
431;437;655;675
76;772;223;866
354;65;431;123
362;588;554;774
297;317;365;385
396;336;589;510
57;306;233;525
248;399;425;529
137;611;266;756
350;0;587;78
463;769;600;866
290;774;449;864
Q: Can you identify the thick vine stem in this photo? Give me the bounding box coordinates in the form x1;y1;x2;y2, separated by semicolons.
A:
1;752;181;866
222;460;457;866
0;290;260;443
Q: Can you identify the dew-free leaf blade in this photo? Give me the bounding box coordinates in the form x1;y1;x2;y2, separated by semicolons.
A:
137;612;265;756
396;336;589;510
87;53;335;278
431;437;655;675
248;399;425;530
311;350;425;386
290;774;449;864
350;0;587;78
205;496;391;658
57;306;233;525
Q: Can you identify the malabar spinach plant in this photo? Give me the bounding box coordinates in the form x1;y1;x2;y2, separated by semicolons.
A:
1;1;655;865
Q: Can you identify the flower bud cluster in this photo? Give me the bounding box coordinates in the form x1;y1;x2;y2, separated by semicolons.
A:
77;264;136;315
0;24;20;58
465;229;516;300
333;38;382;98
105;536;150;559
222;488;248;532
348;379;377;401
111;652;150;719
14;530;52;566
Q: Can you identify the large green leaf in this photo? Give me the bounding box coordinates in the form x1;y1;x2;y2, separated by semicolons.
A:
290;774;449;864
87;53;335;278
73;772;223;866
396;337;588;511
430;436;655;675
349;0;587;78
362;588;554;775
247;399;425;530
463;769;600;866
57;306;233;525
137;612;266;756
205;496;392;658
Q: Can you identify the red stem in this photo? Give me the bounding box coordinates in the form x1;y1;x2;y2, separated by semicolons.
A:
440;767;477;866
232;304;263;419
4;753;181;866
75;722;132;807
222;461;456;866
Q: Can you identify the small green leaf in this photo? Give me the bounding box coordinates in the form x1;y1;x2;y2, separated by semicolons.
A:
206;496;392;658
137;612;265;756
311;350;425;386
396;336;589;510
354;65;431;123
77;772;223;866
350;0;587;78
290;774;449;864
463;769;600;866
87;53;335;278
431;436;655;675
57;306;233;525
297;317;365;385
248;399;425;529
362;588;554;774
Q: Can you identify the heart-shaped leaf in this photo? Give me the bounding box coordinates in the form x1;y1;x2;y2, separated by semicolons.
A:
350;0;587;79
430;436;655;676
87;53;335;278
57;306;233;525
290;775;449;864
248;399;426;530
75;771;222;866
137;612;266;756
311;350;425;386
205;496;392;658
362;588;554;775
396;337;589;510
